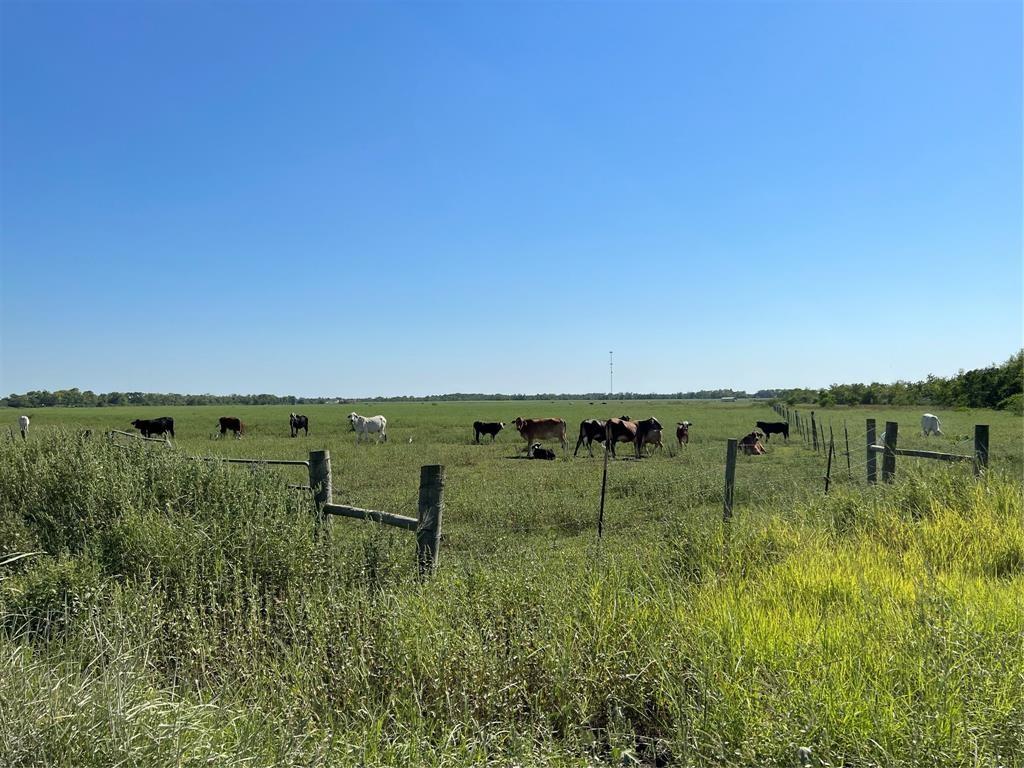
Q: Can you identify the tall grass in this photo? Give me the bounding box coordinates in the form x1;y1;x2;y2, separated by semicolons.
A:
1;432;1021;766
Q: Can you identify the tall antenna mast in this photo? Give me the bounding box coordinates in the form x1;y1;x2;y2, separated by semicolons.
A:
609;351;614;395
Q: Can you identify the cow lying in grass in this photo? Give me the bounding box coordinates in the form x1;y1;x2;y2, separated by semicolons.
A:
527;442;556;460
739;430;766;455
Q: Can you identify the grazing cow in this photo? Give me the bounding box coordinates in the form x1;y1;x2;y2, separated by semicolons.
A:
527;442;556;460
739;430;766;455
921;413;943;437
132;416;175;439
604;417;638;458
512;417;568;451
574;419;608;457
633;417;664;457
755;420;789;442
218;417;244;438
676;421;691;446
348;412;387;444
289;413;309;437
473;421;504;443
18;415;29;440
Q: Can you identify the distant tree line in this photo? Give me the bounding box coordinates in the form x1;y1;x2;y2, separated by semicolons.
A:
0;390;331;408
5;351;1020;412
775;350;1022;412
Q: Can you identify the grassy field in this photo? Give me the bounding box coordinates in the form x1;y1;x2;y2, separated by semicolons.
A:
1;401;1022;766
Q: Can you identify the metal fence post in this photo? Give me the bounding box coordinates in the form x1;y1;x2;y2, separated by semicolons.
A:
866;419;877;484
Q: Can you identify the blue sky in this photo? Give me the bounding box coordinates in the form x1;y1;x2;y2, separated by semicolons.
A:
1;1;1020;397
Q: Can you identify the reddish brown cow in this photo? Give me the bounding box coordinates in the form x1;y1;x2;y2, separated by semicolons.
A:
739;430;765;455
512;417;567;451
676;421;691;446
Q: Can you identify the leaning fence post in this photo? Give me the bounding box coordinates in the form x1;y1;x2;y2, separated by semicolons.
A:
882;421;898;483
866;419;877;484
416;464;445;577
824;437;835;494
309;450;332;520
723;438;738;522
844;420;852;480
973;424;989;477
811;411;818;452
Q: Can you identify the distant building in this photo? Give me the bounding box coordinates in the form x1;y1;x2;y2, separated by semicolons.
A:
721;396;736;402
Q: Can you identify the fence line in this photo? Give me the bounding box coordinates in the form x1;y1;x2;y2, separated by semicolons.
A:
867;420;988;483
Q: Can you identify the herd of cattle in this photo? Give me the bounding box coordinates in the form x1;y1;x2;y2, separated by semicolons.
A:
14;411;946;455
123;412;378;441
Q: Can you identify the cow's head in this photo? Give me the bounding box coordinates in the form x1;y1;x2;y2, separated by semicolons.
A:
131;419;141;428
347;412;357;423
647;417;662;430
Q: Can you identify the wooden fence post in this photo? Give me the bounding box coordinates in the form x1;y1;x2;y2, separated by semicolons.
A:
723;438;738;522
882;421;898;483
974;424;989;477
866;419;877;484
416;465;445;577
811;411;818;452
309;450;332;520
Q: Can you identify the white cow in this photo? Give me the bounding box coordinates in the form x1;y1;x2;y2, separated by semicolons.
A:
348;412;387;444
18;415;29;440
921;413;942;437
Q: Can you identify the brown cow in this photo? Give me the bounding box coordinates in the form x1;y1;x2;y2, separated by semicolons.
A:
604;417;637;457
512;417;567;451
676;421;691;446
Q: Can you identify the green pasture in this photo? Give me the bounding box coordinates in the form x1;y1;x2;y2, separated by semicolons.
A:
7;401;1021;553
1;402;1022;766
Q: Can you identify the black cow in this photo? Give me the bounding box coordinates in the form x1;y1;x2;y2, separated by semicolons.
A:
755;421;789;441
574;419;607;457
633;416;663;457
131;416;174;439
289;413;309;437
218;417;244;438
527;442;556;460
473;421;504;443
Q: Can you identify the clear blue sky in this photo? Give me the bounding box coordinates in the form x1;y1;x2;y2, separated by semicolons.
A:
1;1;1020;397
